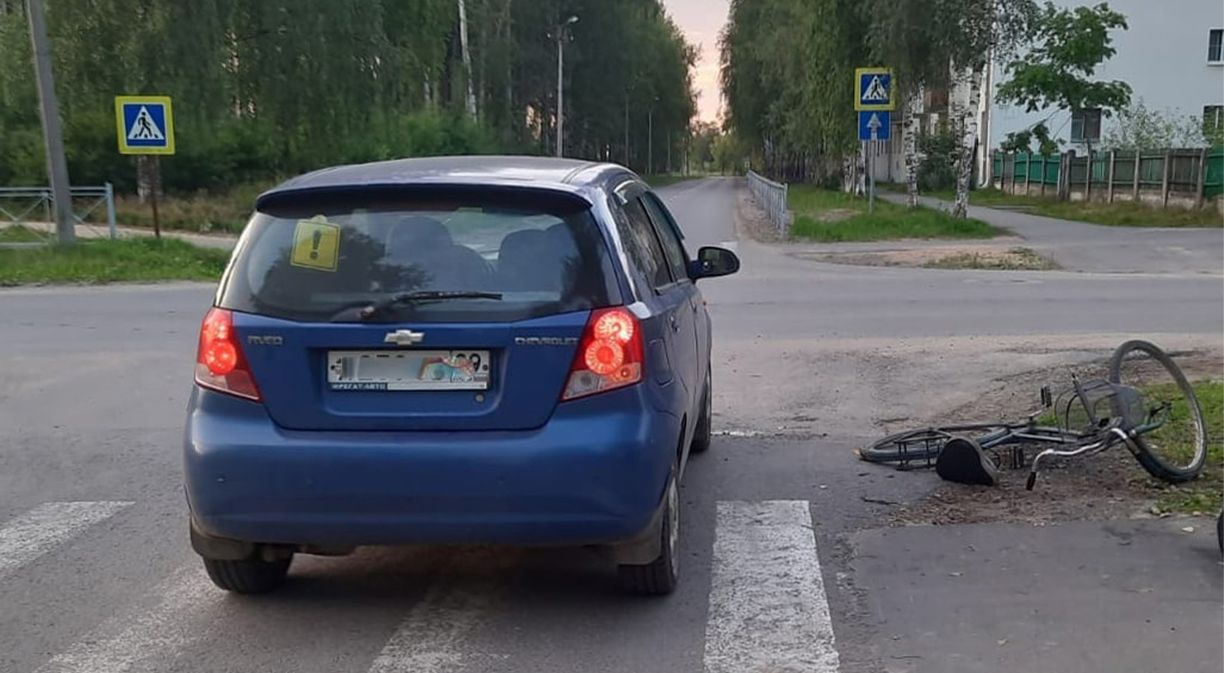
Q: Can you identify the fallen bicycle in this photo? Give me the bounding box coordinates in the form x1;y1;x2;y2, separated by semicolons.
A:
856;340;1208;490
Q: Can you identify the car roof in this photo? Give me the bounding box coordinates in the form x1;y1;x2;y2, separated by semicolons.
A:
257;156;637;208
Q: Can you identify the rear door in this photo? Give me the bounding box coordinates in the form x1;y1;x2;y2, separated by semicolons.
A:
216;187;623;432
613;185;697;416
640;191;708;387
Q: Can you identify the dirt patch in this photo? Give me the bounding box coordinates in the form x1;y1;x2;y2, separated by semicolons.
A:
817;208;857;223
880;350;1224;526
734;184;786;243
807;245;1058;271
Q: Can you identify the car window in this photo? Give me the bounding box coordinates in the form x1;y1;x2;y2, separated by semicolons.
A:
615;198;674;291
218;190;620;323
639;194;690;283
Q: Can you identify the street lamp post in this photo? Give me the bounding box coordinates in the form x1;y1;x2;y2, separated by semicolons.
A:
555;15;578;158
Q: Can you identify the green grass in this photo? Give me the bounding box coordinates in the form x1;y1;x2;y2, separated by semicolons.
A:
1149;381;1224;515
0;225;52;243
0;237;230;286
924;247;1058;271
114;181;272;234
1032;380;1222;515
788;186;1000;242
920;187;1222;228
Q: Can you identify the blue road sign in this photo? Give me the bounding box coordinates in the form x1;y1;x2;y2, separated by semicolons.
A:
855;68;895;111
858;111;891;141
115;96;175;155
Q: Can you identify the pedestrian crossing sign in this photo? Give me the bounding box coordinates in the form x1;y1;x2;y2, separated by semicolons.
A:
115;96;175;155
855;68;894;111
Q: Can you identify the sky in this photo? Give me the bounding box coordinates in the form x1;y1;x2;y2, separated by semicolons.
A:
661;0;731;124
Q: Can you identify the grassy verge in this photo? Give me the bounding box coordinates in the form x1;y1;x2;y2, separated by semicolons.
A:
789;186;999;242
0;237;229;286
924;247;1058;271
1149;381;1224;515
114;181;272;234
1033;380;1222;515
0;225;52;243
918;187;1222;228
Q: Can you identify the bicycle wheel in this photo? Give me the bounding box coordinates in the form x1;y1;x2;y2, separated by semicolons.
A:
858;424;1004;465
1108;340;1207;483
858;428;951;464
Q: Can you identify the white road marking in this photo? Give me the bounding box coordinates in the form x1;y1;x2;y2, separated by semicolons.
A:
35;565;219;673
0;501;132;578
368;584;495;673
704;500;840;673
368;551;515;673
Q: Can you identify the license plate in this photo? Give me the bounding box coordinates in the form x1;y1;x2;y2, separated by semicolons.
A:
327;350;491;391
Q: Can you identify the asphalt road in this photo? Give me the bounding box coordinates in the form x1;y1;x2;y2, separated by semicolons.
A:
1;177;1221;673
876;191;1224;274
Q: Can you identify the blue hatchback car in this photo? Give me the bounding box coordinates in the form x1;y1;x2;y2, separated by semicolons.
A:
185;157;739;595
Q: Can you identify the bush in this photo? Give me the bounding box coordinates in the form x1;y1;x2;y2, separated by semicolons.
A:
4;109;511;195
918;129;959;192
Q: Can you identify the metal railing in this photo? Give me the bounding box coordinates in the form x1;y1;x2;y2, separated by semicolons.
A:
0;184;117;246
747;170;791;234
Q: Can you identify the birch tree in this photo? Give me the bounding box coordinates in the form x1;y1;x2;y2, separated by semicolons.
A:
0;0;696;187
457;0;477;118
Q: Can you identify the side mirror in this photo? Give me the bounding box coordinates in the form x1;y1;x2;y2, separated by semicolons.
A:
689;246;740;281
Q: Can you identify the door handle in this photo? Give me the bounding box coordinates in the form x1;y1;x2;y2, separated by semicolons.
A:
669;315;679;332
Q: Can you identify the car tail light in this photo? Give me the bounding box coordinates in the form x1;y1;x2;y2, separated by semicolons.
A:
562;307;644;401
195;308;261;401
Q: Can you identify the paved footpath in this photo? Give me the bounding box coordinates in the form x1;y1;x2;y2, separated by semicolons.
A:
878;191;1224;275
4;220;238;250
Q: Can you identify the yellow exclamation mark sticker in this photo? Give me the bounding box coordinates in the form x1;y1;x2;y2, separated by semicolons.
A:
290;216;341;271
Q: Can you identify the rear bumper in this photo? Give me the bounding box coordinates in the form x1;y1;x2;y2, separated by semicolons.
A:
184;387;679;548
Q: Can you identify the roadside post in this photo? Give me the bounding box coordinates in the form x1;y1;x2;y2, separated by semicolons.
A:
855;68;895;214
115;96;175;238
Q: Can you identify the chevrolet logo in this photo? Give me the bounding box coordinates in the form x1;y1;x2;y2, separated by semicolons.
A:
384;329;425;346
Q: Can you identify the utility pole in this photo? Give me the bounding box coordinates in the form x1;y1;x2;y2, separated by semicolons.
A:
25;0;74;244
623;94;629;167
555;15;578;158
647;108;653;175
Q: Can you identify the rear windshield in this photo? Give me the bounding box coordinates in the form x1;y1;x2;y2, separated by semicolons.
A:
217;189;620;323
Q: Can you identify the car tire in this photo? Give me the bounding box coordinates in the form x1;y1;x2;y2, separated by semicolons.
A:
617;473;680;596
203;556;292;594
690;367;713;454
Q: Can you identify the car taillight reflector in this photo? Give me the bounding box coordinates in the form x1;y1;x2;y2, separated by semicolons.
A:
195;308;261;401
562;307;644;401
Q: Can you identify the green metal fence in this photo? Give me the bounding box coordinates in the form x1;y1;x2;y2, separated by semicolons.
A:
992;148;1224;205
1006;152;1061;185
1206;148;1224;198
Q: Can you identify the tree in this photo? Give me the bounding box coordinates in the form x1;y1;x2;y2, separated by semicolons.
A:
0;0;697;189
866;0;1036;216
720;0;869;185
1000;124;1059;155
996;2;1132;155
1102;100;1214;151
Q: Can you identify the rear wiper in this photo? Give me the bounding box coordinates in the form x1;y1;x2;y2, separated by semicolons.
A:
360;290;503;320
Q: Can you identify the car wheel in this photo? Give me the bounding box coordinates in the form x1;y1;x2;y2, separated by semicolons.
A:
203;556;292;594
690;367;713;454
617;473;680;596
